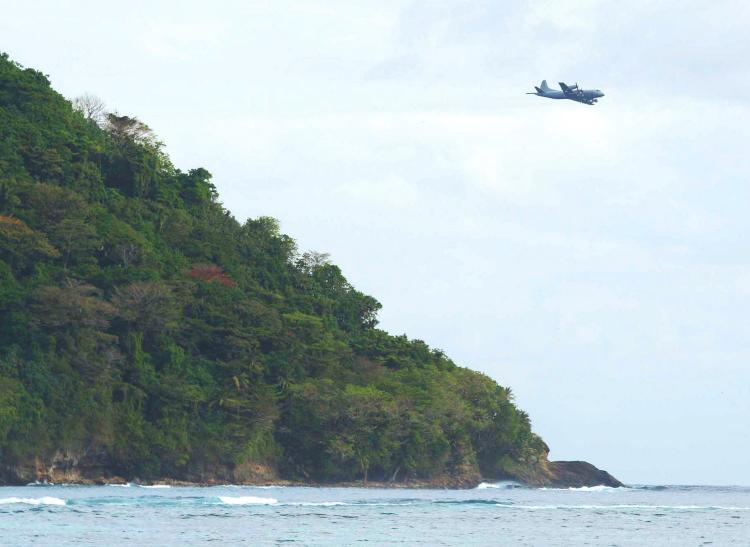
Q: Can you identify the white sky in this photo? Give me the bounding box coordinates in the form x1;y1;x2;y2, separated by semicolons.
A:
4;0;750;485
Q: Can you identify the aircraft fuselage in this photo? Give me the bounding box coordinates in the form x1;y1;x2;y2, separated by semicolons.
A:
528;81;605;105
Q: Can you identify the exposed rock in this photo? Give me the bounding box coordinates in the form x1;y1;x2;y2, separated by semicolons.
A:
547;460;623;488
496;443;623;488
0;446;621;488
501;458;623;488
0;448;125;485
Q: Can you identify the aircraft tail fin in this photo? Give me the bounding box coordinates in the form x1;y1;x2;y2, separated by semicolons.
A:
540;80;550;92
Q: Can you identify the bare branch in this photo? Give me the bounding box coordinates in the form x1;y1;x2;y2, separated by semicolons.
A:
73;93;106;125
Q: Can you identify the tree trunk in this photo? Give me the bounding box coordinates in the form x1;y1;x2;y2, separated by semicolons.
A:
389;466;401;483
361;458;368;485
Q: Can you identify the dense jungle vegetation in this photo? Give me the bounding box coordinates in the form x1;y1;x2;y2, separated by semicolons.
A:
0;53;547;483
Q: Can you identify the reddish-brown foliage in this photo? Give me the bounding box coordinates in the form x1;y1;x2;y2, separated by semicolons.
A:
187;263;237;287
0;214;60;259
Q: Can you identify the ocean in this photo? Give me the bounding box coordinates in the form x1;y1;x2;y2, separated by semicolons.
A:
0;483;747;545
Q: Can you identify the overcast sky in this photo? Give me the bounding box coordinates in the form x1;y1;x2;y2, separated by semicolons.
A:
4;0;750;485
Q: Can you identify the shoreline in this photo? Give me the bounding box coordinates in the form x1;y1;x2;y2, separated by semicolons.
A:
13;477;626;490
15;478;489;489
2;460;623;489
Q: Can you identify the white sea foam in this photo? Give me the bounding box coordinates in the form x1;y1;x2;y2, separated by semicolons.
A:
290;501;346;506
218;496;278;505
107;483;132;487
539;485;629;492
0;496;66;506
476;481;523;490
138;484;171;489
568;485;627;492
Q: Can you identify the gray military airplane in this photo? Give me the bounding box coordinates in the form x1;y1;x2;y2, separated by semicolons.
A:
527;80;604;105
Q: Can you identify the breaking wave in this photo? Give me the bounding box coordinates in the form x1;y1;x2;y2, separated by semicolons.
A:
218;496;278;505
2;493;747;513
291;501;346;506
475;481;525;490
0;496;66;506
477;483;629;492
539;485;629;492
568;485;626;492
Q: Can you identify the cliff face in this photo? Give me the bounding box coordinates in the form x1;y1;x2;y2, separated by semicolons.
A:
497;444;623;488
0;447;279;486
546;461;623;488
0;445;621;488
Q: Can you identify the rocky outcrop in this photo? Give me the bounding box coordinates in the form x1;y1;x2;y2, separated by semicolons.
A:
546;460;623;488
0;449;116;485
496;442;623;488
0;446;621;488
0;448;281;486
503;457;623;488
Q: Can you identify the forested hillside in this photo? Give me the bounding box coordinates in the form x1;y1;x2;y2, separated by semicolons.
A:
0;53;550;485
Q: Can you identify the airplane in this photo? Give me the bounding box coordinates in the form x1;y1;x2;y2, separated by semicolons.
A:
527;80;605;105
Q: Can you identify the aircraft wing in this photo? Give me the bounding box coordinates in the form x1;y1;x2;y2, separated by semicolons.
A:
559;82;579;95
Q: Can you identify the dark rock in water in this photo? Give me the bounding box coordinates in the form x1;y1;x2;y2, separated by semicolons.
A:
547;460;623;488
492;441;623;488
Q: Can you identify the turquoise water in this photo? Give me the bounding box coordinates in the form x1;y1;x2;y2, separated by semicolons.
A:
0;483;748;545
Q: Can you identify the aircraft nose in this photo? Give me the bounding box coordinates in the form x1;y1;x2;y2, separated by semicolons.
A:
598;91;605;97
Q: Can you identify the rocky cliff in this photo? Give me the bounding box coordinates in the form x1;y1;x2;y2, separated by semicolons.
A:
0;446;621;488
